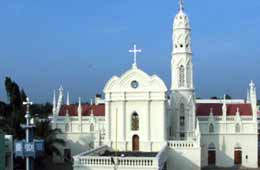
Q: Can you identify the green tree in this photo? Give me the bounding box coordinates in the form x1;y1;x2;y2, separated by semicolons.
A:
34;120;66;169
0;77;26;139
225;94;232;99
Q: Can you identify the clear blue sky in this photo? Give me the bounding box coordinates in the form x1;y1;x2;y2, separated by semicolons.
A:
0;0;259;103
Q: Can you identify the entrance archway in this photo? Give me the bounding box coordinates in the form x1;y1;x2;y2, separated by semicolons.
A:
234;144;242;165
132;135;139;151
234;150;242;165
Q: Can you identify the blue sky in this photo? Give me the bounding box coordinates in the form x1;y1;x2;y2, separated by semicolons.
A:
0;0;259;103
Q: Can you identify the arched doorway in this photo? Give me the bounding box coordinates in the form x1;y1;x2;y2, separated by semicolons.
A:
208;143;216;166
234;144;242;165
132;135;139;151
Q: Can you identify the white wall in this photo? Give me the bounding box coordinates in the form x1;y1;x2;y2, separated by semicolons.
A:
199;118;258;168
167;147;201;170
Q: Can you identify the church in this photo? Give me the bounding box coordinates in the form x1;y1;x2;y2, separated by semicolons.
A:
51;1;258;169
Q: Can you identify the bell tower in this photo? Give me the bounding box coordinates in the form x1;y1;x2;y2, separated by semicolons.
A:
171;0;196;140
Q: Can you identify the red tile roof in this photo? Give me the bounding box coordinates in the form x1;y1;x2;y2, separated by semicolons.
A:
59;104;105;116
196;103;252;116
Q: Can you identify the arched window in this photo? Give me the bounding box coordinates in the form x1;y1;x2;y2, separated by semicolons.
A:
208;143;216;150
180;104;185;115
131;112;139;131
235;123;240;133
180;104;185;139
179;65;185;87
90;123;94;132
180;103;185;127
209;123;214;133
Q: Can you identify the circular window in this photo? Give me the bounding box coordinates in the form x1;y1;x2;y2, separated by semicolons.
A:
131;80;139;89
180;44;183;48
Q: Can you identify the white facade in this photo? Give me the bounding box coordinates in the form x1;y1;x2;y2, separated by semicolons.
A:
103;65;167;152
52;1;258;169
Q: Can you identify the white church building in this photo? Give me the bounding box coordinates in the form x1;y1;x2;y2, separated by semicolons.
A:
51;1;258;169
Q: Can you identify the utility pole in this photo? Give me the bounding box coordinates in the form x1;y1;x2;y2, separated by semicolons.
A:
21;97;35;170
14;97;44;170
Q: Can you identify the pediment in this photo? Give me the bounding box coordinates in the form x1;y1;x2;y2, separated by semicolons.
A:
104;67;167;93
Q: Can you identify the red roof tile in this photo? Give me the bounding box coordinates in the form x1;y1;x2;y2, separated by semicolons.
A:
59;104;105;116
196;103;252;116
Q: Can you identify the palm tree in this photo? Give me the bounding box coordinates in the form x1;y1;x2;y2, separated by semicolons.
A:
35;119;65;159
34;119;66;169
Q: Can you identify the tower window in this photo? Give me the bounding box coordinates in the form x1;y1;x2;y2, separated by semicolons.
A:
179;65;185;87
180;44;183;48
131;112;139;131
209;123;214;133
186;44;189;48
235;123;240;133
180;116;185;126
90;123;94;132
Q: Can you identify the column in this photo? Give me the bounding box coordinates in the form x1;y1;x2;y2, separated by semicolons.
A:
147;100;151;141
121;100;125;141
105;100;111;141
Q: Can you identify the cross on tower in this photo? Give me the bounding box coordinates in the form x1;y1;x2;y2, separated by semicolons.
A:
129;44;142;68
179;0;184;11
23;97;33;114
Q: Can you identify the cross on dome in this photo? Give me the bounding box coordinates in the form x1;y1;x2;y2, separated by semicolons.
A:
129;44;142;68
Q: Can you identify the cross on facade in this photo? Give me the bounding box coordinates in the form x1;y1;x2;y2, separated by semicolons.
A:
129;44;142;67
23;97;33;114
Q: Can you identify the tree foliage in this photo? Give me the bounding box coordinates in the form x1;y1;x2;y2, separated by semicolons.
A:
0;77;66;168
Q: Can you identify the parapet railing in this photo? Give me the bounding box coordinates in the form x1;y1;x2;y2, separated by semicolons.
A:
168;140;199;149
74;156;158;168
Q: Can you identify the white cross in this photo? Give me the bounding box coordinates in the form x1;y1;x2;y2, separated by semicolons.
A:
23;97;33;113
129;44;142;67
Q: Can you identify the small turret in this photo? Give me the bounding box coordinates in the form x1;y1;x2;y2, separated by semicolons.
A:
246;89;250;103
52;90;56;114
222;94;227;121
56;86;64;114
66;91;70;106
249;81;257;120
78;97;82;118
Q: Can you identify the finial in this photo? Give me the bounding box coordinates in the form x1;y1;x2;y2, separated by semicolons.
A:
59;85;63;91
129;44;142;68
236;107;240;113
210;108;213;113
78;97;81;105
250;80;255;88
53;90;56;105
78;97;82;116
66;91;70;106
179;0;184;11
